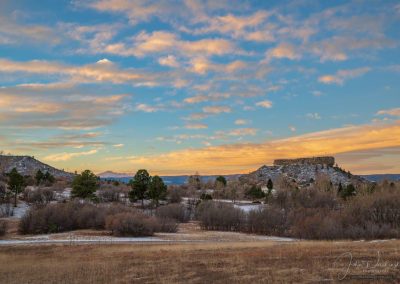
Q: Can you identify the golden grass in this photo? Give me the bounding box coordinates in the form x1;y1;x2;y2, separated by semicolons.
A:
0;240;399;283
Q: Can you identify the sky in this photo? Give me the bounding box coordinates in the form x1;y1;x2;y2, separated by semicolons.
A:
0;0;399;175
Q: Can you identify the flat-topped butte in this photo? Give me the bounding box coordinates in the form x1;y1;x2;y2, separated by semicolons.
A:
273;156;335;167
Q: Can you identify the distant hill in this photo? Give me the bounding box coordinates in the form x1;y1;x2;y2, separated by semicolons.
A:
0;155;74;179
240;156;367;187
361;174;400;182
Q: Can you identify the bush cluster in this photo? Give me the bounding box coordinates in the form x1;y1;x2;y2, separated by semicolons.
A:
156;204;190;223
195;201;244;231
19;202;179;236
105;212;158;237
23;188;55;205
97;188;121;202
195;186;400;240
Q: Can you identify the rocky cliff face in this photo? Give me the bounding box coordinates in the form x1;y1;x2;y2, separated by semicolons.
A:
0;155;74;179
274;156;335;167
242;156;366;187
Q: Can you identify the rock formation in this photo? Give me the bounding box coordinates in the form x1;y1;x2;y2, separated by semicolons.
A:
241;156;366;187
273;156;335;167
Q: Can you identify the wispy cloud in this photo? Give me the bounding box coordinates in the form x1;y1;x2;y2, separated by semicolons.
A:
44;149;99;162
185;123;208;129
376;108;400;117
202;106;232;114
235;119;250;125
318;67;370;85
266;43;301;61
256;100;273;108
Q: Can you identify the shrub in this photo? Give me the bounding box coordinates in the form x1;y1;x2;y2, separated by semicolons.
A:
18;202;178;236
76;205;106;229
155;217;179;233
195;183;400;240
0;181;7;201
97;188;121;202
23;188;55;205
291;188;337;209
168;187;183;203
156;204;189;223
245;186;264;199
289;208;342;240
0;220;7;236
19;202;110;234
246;206;288;235
200;193;212;200
196;201;244;231
105;212;158;237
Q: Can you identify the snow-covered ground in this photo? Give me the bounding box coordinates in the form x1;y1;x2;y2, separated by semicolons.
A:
0;236;168;245
182;197;264;212
233;204;264;213
10;201;29;218
0;201;29;218
182;197;257;205
0;235;296;246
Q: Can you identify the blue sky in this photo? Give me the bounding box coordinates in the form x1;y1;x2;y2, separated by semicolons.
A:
0;0;399;175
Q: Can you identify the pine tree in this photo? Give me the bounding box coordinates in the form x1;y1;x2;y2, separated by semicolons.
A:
147;175;167;207
129;169;151;207
7;168;24;207
71;170;99;199
267;178;273;190
35;169;44;185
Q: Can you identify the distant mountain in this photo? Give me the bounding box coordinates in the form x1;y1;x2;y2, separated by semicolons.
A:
99;173;241;185
97;171;132;178
0;155;74;179
361;174;400;182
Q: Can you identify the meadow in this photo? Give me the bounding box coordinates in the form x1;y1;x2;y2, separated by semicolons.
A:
0;239;399;283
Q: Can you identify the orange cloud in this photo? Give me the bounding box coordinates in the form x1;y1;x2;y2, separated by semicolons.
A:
266;43;301;60
0;58;149;84
256;100;272;108
203;106;231;114
102;31;236;58
185;123;208;129
318;67;370;85
106;121;400;175
376;108;400;117
43;149;99;162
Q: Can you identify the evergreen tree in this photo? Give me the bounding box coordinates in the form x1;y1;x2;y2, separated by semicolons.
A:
35;169;44;185
267;178;273;190
147;175;167;207
339;183;356;200
129;169;151;207
246;185;265;199
215;176;227;187
71;170;99;199
7;168;24;207
338;182;343;194
44;172;55;185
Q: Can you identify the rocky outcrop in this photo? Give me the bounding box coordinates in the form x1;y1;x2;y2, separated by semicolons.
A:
273;156;335;167
0;155;74;179
242;156;366;187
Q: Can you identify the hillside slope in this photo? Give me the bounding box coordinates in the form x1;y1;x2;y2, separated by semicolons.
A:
0;155;74;179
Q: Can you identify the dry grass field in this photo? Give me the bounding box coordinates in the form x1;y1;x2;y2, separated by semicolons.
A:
0;239;399;283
